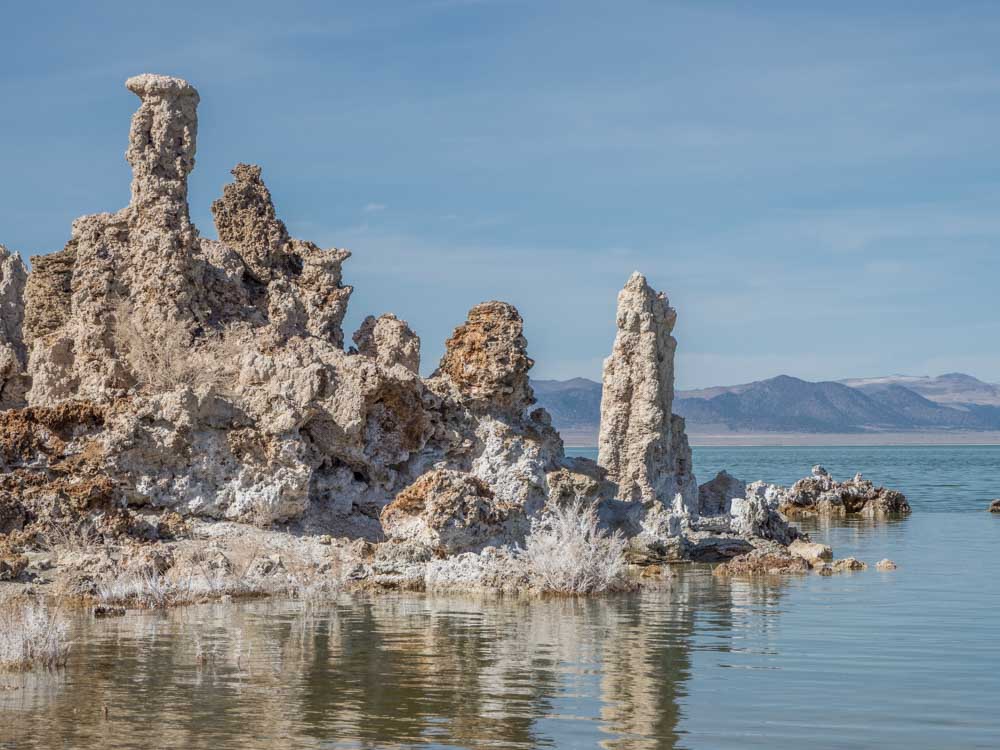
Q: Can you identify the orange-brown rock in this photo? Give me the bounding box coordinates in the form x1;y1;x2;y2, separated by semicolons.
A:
713;548;811;576
435;301;534;414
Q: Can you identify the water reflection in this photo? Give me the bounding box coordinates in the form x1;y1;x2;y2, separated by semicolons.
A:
0;571;793;750
11;512;998;750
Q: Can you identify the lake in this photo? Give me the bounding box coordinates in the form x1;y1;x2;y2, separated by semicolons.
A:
2;446;998;749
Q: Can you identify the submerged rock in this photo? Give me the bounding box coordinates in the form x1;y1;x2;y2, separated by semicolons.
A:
788;538;833;564
831;557;868;572
713;548;811;577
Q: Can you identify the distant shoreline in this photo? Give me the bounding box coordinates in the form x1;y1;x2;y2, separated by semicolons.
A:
560;430;1000;448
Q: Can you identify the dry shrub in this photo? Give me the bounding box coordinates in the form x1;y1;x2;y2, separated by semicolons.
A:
95;541;358;609
113;303;242;393
518;501;633;595
0;595;71;671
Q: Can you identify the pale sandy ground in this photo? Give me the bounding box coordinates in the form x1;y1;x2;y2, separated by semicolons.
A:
559;429;1000;448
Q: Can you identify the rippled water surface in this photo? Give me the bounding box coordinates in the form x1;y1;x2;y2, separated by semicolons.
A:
2;447;999;749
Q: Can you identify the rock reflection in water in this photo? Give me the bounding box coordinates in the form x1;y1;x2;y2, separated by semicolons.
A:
0;572;787;750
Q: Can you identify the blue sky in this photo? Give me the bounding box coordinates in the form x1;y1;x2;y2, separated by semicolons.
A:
3;1;1000;388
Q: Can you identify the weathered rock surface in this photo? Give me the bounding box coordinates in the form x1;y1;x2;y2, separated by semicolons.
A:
732;481;800;545
433;301;535;415
697;470;743;516
830;557;868;572
989;499;1000;513
380;469;524;554
597;273;696;510
789;538;833;564
876;558;897;571
353;313;420;373
1;74;813;591
764;466;909;518
713;547;811;576
0;245;29;410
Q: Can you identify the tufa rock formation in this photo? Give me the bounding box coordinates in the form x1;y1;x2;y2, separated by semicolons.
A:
433;301;535;415
598;272;696;512
0;246;29;410
2;74;596;554
0;74;809;590
353;314;420;373
768;465;910;518
380;469;524;554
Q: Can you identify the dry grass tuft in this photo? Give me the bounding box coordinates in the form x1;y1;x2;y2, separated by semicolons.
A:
518;501;633;595
94;541;357;609
0;595;71;671
113;302;242;393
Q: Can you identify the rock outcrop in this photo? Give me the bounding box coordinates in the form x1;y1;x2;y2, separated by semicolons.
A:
989;499;1000;513
0;246;28;410
788;539;832;564
591;276;802;563
1;74;810;593
770;466;910;518
714;547;811;577
380;469;524;554
597;272;696;512
433;301;535;415
353;314;420;373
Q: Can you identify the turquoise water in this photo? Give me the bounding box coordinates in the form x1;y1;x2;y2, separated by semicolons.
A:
571;444;1000;513
2;447;998;749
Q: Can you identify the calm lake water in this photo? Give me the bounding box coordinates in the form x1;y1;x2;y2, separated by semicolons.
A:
2;447;999;750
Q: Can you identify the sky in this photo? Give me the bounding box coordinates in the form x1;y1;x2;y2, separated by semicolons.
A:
2;1;1000;389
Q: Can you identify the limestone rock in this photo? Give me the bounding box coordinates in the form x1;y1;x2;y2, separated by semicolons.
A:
380;469;524;554
713;548;810;576
211;163;290;277
731;481;799;546
0;246;28;410
433;301;534;415
831;557;868;572
1;74;820;575
876;558;897;571
353;313;420;373
545;457;615;507
597;272;696;512
773;470;910;518
210;163;353;346
26;75;204;405
698;470;744;516
788;538;833;564
0;402;130;548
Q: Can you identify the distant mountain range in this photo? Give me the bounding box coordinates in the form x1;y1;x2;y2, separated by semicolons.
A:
532;373;1000;441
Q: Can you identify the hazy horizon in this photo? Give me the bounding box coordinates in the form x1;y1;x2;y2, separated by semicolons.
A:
534;371;1000;389
4;1;1000;389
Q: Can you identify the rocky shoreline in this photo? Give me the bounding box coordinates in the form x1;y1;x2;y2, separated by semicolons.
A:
0;75;909;616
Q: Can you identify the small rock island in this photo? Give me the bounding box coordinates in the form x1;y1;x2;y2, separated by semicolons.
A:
0;75;909;602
